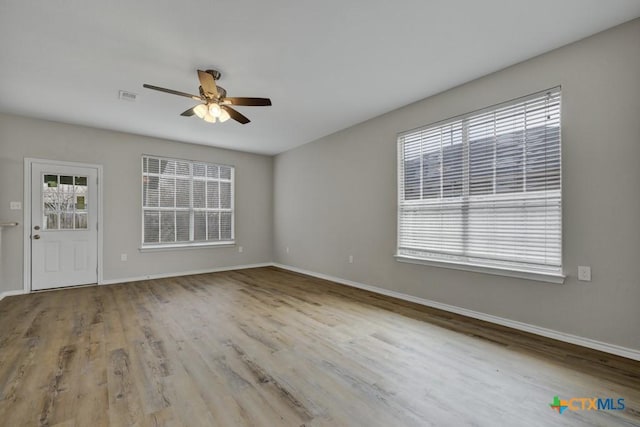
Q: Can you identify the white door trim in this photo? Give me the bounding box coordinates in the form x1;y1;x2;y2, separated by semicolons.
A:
23;158;104;293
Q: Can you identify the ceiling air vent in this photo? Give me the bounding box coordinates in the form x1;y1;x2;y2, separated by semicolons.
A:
119;90;137;101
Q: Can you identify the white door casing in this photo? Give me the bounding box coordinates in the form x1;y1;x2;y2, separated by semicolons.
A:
28;161;99;290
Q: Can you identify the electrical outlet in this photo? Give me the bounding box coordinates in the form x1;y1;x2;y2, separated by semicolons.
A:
10;201;21;210
348;255;354;264
238;246;244;253
285;247;290;254
120;253;128;262
578;266;591;281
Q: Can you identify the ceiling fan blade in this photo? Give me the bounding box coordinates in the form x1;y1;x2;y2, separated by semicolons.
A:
222;97;272;106
180;107;196;117
197;70;219;99
222;105;250;124
143;84;202;101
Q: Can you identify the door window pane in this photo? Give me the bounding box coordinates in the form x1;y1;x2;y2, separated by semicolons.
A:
42;175;59;230
42;174;89;230
46;212;58;229
60;213;74;229
74;176;88;229
75;213;88;229
44;175;58;188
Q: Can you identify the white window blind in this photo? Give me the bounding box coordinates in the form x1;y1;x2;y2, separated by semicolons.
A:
397;88;562;277
142;156;234;247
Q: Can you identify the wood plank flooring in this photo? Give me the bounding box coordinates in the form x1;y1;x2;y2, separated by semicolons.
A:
0;266;639;426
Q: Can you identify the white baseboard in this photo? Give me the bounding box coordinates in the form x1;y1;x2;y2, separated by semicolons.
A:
100;262;273;285
272;263;640;362
0;289;26;301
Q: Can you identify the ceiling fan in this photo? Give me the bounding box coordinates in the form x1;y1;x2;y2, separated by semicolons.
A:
143;69;271;124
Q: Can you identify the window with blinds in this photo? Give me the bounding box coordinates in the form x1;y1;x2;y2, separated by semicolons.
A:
142;156;234;247
397;88;562;278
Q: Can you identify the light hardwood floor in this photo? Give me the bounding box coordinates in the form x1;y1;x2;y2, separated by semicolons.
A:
0;267;638;426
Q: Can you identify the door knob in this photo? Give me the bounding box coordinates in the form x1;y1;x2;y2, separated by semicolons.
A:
33;234;40;239
34;225;40;230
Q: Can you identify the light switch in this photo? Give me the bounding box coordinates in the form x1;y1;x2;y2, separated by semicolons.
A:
578;266;591;281
10;201;21;210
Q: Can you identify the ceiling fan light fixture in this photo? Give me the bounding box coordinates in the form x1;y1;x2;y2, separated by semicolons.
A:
203;112;216;123
209;103;221;118
193;104;208;119
219;109;231;123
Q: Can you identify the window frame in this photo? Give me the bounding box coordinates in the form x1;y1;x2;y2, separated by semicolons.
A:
140;155;235;250
396;88;564;284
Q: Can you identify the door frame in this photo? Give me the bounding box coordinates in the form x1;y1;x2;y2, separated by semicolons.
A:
23;158;104;293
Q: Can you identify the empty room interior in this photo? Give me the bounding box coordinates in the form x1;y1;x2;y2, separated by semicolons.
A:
1;1;640;426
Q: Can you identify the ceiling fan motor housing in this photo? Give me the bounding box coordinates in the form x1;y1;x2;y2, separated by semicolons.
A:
199;85;226;100
205;69;221;80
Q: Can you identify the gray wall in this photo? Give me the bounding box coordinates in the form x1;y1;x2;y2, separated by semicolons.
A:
0;115;273;291
1;20;638;352
274;19;640;350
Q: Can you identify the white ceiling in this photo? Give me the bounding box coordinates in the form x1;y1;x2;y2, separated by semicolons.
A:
1;1;639;155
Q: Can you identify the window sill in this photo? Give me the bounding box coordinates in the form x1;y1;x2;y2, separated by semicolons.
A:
395;255;565;284
139;241;235;252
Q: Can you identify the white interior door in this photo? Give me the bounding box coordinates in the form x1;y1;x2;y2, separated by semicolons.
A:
31;162;98;290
